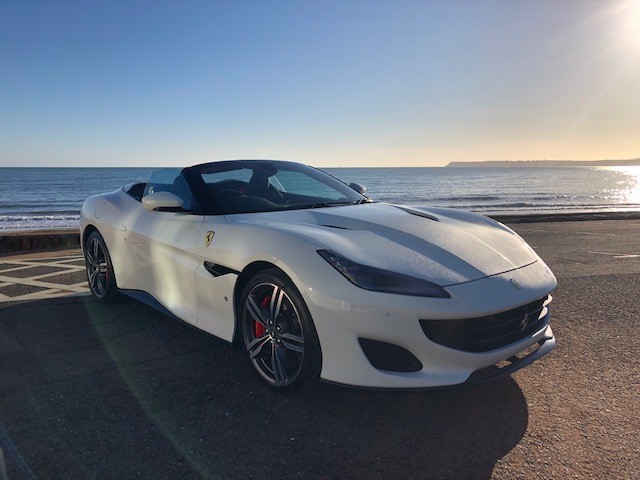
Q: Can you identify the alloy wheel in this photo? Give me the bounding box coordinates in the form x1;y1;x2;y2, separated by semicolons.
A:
85;236;110;298
242;282;305;387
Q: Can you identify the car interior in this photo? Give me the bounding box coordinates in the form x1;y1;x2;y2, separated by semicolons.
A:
125;165;359;214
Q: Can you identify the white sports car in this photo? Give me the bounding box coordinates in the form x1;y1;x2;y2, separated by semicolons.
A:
80;160;557;391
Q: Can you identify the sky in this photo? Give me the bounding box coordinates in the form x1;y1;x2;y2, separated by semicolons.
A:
1;1;639;168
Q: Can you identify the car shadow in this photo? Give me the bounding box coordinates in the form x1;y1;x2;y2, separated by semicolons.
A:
0;296;529;479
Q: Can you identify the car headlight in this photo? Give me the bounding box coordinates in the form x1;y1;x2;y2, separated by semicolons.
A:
317;250;450;298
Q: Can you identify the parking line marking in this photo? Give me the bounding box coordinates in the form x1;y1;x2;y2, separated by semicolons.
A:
578;232;617;236
587;251;640;258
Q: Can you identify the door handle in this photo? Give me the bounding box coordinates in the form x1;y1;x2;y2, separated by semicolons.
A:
120;224;127;232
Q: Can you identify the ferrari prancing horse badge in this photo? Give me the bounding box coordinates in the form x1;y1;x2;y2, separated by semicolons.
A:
204;230;215;247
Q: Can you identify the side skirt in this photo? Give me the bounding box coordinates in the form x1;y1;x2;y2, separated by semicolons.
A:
118;289;234;346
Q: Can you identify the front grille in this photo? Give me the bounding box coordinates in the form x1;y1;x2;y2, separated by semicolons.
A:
420;296;549;353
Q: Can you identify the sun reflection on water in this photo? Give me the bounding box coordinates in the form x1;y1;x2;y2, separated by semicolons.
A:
598;166;640;204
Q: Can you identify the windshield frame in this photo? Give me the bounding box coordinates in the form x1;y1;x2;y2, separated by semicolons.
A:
183;160;367;215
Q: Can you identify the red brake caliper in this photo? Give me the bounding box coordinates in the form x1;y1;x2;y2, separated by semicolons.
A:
254;295;269;337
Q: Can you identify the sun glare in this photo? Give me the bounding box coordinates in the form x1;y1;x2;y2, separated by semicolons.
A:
624;0;640;49
603;0;640;51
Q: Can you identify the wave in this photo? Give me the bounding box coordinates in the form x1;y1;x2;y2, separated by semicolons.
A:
435;203;640;213
0;214;80;222
440;202;585;209
428;195;503;201
0;214;81;231
398;194;605;203
378;194;615;205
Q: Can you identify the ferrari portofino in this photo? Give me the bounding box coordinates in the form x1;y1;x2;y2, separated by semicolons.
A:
81;160;556;391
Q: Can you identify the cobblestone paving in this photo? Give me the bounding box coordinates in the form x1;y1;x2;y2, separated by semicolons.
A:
0;250;89;303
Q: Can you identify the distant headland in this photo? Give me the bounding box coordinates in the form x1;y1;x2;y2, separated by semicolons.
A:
446;158;640;168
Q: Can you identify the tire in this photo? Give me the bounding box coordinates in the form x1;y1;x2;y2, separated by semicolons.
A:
240;268;322;392
84;231;119;303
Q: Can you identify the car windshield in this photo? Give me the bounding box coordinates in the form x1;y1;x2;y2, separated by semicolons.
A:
195;160;367;214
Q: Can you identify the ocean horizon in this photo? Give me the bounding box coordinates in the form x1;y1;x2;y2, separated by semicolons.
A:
1;165;639;231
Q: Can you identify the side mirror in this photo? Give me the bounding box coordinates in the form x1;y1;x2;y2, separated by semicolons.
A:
349;182;366;195
142;191;184;211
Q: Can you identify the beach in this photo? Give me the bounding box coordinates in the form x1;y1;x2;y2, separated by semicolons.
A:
0;215;638;478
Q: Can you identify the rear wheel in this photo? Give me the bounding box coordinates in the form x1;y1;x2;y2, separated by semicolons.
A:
240;269;322;392
84;231;118;303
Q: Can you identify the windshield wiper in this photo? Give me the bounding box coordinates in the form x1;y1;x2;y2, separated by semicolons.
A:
281;199;372;210
311;202;353;208
288;201;353;209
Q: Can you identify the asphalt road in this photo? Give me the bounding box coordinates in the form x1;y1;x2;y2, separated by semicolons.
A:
1;220;639;479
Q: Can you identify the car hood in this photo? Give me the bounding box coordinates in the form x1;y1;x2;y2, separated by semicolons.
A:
228;203;541;286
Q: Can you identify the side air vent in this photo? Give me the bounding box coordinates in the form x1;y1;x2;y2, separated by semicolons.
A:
204;261;240;277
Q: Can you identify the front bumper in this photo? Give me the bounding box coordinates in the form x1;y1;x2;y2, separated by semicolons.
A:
323;333;556;390
460;333;555;387
282;258;557;389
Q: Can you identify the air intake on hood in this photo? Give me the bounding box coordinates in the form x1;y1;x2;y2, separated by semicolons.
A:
320;224;352;230
392;205;439;221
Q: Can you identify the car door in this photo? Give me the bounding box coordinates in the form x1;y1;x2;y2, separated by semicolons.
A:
188;166;254;342
124;169;204;325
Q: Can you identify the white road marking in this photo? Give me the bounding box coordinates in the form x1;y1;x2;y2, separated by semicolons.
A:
587;251;640;258
578;232;617;236
4;254;81;262
0;255;89;303
0;264;41;273
0;275;90;292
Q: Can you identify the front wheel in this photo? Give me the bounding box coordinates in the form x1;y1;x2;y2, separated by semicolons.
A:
240;269;322;392
84;231;118;303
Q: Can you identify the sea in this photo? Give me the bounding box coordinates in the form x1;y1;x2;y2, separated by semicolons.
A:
1;166;639;231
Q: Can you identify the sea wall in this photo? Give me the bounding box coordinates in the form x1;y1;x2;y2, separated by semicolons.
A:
0;230;81;255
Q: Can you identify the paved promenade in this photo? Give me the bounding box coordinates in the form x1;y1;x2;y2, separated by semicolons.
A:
0;250;88;304
0;219;639;479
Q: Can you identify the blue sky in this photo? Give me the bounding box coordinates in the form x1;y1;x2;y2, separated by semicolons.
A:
1;1;639;167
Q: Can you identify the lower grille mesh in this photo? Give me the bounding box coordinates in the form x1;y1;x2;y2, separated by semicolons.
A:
420;296;549;353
